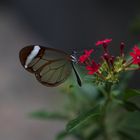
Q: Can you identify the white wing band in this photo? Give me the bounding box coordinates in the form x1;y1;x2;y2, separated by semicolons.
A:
25;45;40;68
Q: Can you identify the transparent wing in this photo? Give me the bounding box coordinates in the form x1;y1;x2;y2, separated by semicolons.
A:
35;59;72;86
23;46;72;86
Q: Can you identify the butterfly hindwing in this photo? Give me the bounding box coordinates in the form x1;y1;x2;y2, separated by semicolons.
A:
35;59;72;86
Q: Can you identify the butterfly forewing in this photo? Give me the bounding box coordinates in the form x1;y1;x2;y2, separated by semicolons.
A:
19;45;72;86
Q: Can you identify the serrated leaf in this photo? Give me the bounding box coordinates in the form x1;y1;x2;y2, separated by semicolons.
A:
29;110;68;120
124;89;140;100
66;105;100;132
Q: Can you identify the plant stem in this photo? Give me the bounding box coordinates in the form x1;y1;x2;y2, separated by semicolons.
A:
100;83;112;140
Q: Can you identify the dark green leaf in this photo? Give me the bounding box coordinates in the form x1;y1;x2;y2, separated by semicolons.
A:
87;128;102;140
124;89;140;100
117;112;140;140
118;130;136;140
122;101;140;112
56;131;68;140
66;105;100;132
29;110;68;120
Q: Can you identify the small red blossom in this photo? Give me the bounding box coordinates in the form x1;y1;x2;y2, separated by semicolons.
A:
79;49;94;63
130;45;140;64
86;60;100;75
95;38;112;46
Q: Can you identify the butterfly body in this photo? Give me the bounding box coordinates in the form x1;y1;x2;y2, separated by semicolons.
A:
19;45;81;87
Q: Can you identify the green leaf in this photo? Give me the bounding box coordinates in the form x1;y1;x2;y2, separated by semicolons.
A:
29;110;68;120
66;105;100;132
56;131;68;140
122;101;140;112
124;89;140;100
117;112;140;140
87;128;102;140
118;130;136;140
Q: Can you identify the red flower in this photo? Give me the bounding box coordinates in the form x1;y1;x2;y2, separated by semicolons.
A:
130;45;140;64
86;60;100;75
79;49;94;63
95;38;112;46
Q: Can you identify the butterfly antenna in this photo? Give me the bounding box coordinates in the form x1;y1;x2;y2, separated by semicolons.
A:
71;62;82;87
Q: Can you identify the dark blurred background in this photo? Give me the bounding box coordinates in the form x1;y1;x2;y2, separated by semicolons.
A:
0;0;140;140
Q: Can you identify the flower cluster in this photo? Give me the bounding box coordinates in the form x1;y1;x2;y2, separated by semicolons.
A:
79;39;140;84
79;49;100;75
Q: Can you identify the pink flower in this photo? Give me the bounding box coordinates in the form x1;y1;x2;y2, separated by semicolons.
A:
86;60;100;75
95;38;112;46
130;45;140;64
79;49;94;63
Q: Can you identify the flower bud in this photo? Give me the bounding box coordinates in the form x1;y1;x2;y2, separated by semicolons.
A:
109;56;115;66
120;42;125;57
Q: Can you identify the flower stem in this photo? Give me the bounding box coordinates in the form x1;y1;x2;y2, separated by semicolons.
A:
100;83;112;140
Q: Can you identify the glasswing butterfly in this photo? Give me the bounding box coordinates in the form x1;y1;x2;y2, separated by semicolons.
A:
19;45;82;87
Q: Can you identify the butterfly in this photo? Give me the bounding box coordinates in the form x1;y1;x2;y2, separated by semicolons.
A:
19;45;82;87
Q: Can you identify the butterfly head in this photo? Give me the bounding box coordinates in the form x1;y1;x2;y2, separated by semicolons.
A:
70;50;79;63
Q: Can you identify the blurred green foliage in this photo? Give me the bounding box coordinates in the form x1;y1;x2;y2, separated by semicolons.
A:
30;68;140;140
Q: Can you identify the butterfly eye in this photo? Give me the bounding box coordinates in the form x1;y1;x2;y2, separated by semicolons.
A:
19;45;80;86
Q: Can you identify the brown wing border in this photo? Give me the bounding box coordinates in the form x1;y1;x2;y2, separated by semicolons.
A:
19;45;72;87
